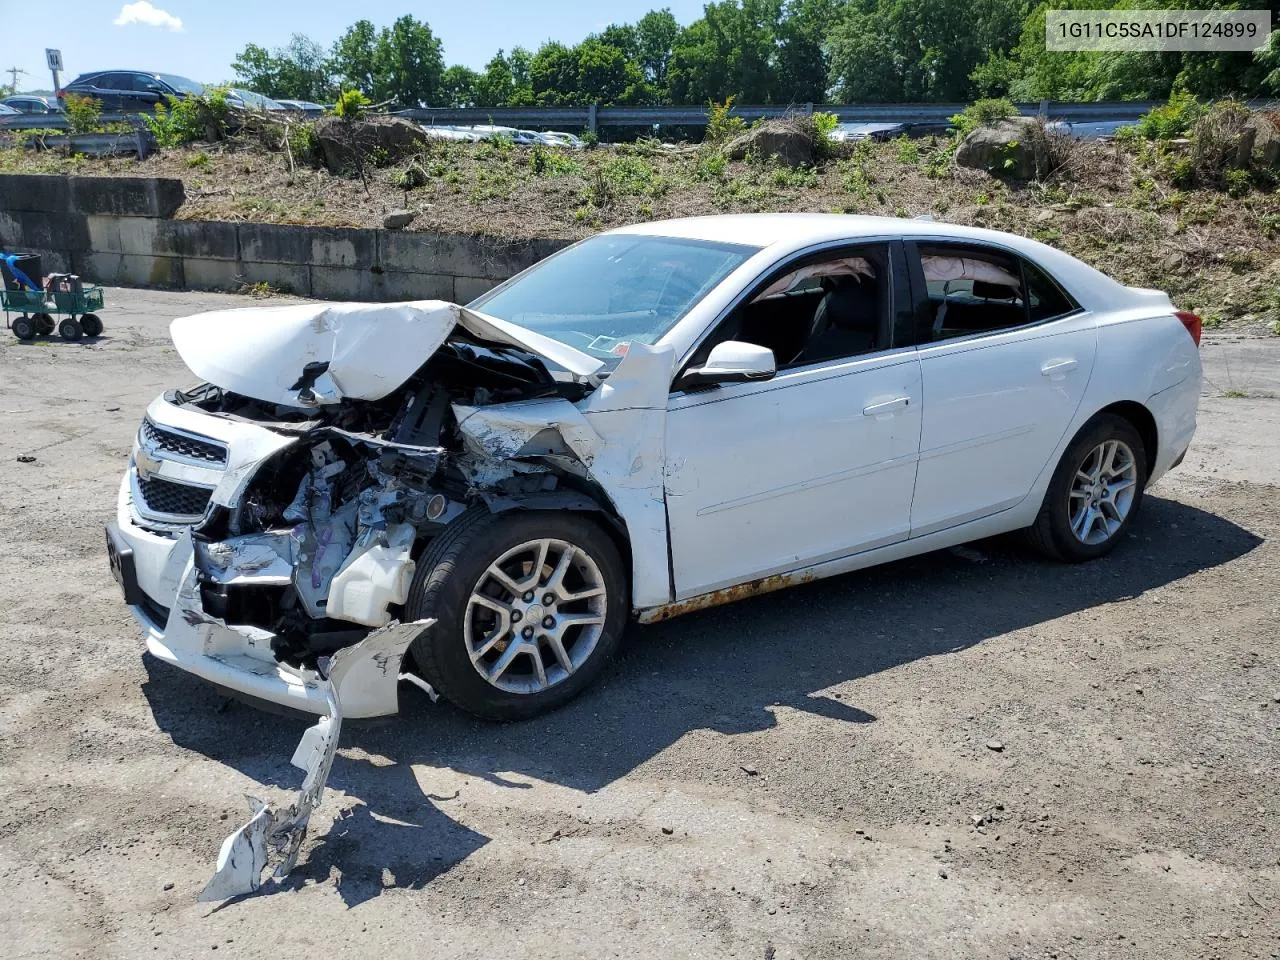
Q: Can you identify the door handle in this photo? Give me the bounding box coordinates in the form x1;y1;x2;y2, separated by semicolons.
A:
862;396;910;418
1041;358;1078;380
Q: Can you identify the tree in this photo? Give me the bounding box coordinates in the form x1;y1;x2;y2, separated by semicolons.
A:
231;34;332;101
372;15;445;107
331;20;379;96
635;9;681;92
775;0;838;103
440;65;480;107
668;0;782;104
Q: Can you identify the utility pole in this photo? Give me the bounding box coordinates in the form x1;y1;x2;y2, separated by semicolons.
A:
3;65;26;95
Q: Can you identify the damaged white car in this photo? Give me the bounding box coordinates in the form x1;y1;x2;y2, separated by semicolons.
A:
107;214;1203;724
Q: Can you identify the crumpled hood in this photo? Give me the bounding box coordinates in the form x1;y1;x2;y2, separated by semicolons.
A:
169;299;603;407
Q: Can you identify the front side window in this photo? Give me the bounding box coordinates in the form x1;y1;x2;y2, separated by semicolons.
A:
470;234;757;363
689;244;891;370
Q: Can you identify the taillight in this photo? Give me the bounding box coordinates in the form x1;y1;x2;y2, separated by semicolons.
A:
1175;310;1202;347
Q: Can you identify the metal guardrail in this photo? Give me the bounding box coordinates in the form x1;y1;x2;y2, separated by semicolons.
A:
397;100;1180;131
4;99;1275;137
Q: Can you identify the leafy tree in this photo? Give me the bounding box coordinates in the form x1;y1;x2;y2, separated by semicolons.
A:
231;34;332;101
372;15;445;107
775;0;838;102
330;20;379;96
636;9;681;91
669;0;782;104
530;42;580;105
441;65;480;107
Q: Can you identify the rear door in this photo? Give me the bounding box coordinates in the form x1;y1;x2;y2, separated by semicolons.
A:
85;73;130;111
905;241;1097;537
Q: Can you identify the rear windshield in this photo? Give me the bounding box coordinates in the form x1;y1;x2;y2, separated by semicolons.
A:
470;234;758;361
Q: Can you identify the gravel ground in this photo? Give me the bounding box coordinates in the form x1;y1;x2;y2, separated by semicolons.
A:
0;287;1277;960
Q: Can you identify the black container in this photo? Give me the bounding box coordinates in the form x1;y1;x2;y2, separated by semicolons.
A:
1;254;42;291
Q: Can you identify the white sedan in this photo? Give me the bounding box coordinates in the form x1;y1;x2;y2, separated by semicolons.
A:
108;214;1202;722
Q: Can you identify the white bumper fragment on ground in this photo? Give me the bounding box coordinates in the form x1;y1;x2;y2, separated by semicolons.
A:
198;619;433;901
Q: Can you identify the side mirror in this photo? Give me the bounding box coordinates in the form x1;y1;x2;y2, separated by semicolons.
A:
675;340;776;391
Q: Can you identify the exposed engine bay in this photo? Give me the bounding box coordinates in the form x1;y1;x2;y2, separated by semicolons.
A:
164;336;595;672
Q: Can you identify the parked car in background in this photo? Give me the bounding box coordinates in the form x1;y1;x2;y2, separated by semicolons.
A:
1;95;62;114
828;121;907;143
275;99;326;116
225;88;285;111
541;130;585;149
0;103;19;115
58;71;204;111
107;214;1202;724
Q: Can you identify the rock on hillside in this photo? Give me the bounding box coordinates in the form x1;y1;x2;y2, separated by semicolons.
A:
955;116;1047;180
313;117;429;174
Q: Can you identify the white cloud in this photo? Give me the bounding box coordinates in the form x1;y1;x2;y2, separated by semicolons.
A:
113;1;184;31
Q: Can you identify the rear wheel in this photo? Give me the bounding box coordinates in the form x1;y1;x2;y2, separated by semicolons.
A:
34;313;54;335
11;315;36;341
58;317;83;341
80;313;103;337
1026;413;1147;562
406;508;629;720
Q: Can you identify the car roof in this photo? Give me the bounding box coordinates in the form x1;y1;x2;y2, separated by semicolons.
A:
611;213;1126;308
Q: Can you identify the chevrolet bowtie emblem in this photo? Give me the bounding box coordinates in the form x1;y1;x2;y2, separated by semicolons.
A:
135;444;163;481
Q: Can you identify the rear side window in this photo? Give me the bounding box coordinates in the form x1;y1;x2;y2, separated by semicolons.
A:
95;74;132;90
1025;260;1079;322
913;243;1081;343
917;244;1026;342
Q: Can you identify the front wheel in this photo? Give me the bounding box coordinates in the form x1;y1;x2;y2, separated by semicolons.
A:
406;508;629;720
1025;413;1147;562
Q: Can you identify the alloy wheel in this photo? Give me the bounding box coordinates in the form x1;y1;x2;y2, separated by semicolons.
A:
1068;439;1138;545
463;538;607;694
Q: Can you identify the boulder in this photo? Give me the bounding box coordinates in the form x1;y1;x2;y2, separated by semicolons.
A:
313;117;430;174
724;120;816;168
382;209;417;230
1242;115;1280;170
955;116;1046;180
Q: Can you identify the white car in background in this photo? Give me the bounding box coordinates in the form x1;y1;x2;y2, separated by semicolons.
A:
106;214;1202;725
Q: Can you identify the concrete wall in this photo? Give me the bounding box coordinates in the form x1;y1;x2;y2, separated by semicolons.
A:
0;174;569;302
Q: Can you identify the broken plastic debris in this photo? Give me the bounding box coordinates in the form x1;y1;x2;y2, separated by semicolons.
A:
198;619;432;901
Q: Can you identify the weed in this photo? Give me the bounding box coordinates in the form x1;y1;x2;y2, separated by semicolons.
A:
696;151;727;181
949;98;1018;137
63;94;103;135
333;89;371;119
895;136;920;164
185;151;212;170
529;145;582;177
1225;168;1251;198
1135;91;1203;140
705;98;747;145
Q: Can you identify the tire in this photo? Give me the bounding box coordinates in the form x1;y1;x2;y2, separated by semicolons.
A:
35;313;54;335
80;313;103;337
405;507;629;721
11;315;36;341
1025;413;1147;562
58;317;83;341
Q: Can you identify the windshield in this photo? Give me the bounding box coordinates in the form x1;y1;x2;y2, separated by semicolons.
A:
470;234;757;361
157;74;205;95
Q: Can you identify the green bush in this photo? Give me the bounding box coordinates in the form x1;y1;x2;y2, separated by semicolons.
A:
1135;91;1203;140
63;94;102;135
950;98;1018;137
333;89;371;119
705;97;747;145
144;88;232;146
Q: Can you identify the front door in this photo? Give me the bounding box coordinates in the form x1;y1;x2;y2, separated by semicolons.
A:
663;241;921;599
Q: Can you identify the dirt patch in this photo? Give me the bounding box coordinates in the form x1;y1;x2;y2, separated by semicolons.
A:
0;287;1277;958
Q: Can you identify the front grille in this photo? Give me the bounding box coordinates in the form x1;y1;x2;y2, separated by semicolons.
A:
141;419;227;465
135;474;212;518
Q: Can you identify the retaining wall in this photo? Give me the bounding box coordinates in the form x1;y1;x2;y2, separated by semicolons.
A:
0;174;569;302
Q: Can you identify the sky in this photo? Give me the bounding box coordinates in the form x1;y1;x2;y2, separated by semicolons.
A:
4;0;709;93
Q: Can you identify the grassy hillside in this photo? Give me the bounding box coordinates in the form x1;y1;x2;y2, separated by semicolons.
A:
3;129;1278;335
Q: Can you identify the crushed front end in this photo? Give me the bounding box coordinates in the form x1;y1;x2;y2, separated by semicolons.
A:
107;300;598;718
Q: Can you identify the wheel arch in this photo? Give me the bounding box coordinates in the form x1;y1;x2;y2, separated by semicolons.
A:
1093;400;1158;479
478;487;635;601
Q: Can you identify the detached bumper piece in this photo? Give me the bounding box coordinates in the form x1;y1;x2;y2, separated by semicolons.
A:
199;619;433;901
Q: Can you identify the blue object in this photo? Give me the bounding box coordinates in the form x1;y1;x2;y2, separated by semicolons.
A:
1;253;38;291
